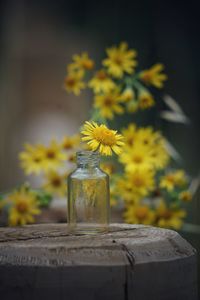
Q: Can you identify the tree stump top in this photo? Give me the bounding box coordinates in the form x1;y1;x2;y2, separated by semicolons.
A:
0;224;197;300
0;223;195;267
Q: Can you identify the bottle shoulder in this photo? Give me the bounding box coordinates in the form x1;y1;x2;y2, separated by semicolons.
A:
68;167;109;180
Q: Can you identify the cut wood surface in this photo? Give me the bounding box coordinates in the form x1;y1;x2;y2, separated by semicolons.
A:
0;223;198;300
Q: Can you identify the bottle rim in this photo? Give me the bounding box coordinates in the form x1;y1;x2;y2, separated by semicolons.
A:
76;150;100;166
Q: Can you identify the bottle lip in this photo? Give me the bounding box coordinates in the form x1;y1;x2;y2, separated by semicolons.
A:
77;150;99;157
76;150;100;166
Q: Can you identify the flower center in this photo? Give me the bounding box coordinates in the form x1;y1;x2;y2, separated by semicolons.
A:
104;96;114;107
159;209;172;219
66;77;76;87
143;139;149;145
133;176;144;187
63;141;73;150
68;154;75;162
93;127;117;146
96;70;107;80
16;201;28;213
82;60;94;70
135;206;148;219
132;154;143;164
33;157;41;163
46;150;56;159
166;175;175;183
114;55;123;65
52;178;62;187
140;96;150;104
127;137;134;146
141;72;152;82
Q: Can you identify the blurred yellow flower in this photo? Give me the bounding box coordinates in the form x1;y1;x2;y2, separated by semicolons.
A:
103;42;137;78
121;123;137;147
140;63;167;88
43;171;67;197
117;168;155;202
137;127;160;147
160;169;187;191
94;90;124;120
138;90;155;109
156;200;186;229
19;144;45;175
179;190;192;202
68;52;94;72
7;186;40;226
119;143;154;172
61;134;80;151
100;162;116;175
41;140;67;171
64;71;85;95
81;121;125;156
149;141;170;170
120;124;169;172
121;87;135;102
124;204;155;225
88;69;116;93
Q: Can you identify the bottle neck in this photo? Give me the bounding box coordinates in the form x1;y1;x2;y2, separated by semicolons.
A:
76;151;100;168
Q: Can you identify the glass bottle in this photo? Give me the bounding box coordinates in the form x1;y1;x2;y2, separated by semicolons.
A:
67;150;110;234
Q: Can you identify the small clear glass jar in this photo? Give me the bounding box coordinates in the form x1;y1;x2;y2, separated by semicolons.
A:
67;151;110;234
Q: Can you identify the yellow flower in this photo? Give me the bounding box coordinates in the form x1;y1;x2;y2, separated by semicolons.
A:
103;42;137;78
119;143;154;172
81;121;125;156
43;171;67;197
94;90;124;120
7;186;41;226
138;90;155;109
124;204;155;225
137;127;160;147
160;170;187;191
64;71;85;95
140;63;167;88
19;144;45;175
40;140;67;171
68;52;94;72
117;168;155;202
121;88;135;102
121;123;137;147
61;134;80;151
138;128;169;170
155;200;186;229
179;190;192;202
88;69;116;93
120;125;169;172
121;88;138;113
149;141;170;170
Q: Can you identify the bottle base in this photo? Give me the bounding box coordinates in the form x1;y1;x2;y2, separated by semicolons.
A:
68;223;109;235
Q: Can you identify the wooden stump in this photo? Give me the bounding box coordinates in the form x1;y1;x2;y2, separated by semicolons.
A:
0;224;197;300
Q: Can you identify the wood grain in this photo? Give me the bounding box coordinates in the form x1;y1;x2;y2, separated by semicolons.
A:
0;224;198;300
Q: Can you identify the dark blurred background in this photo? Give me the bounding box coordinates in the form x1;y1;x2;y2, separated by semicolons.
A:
0;0;200;283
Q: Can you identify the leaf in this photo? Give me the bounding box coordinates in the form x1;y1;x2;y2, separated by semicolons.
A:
164;139;182;162
161;95;190;124
160;111;190;124
189;176;200;196
163;95;184;114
